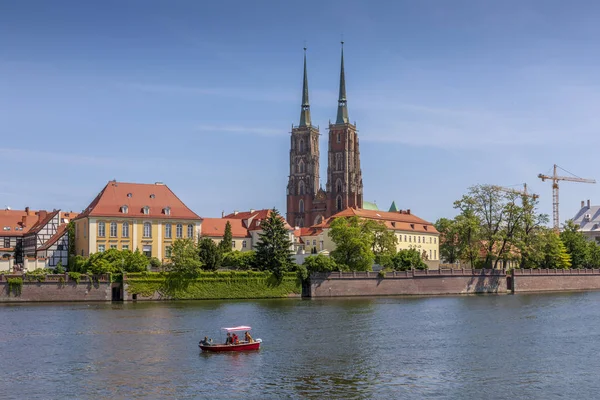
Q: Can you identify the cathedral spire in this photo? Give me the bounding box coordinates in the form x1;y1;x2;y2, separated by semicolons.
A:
336;41;349;125
299;47;311;127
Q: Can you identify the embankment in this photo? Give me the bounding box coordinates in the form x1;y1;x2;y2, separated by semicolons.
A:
0;274;116;302
511;268;600;292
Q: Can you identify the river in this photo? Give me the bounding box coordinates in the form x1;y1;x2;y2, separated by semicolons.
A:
1;292;600;399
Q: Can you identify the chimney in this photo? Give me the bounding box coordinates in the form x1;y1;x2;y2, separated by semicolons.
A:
25;206;30;214
38;210;48;221
588;199;591;208
250;209;255;214
22;216;26;225
407;209;411;215
582;201;585;208
234;210;238;216
221;210;224;218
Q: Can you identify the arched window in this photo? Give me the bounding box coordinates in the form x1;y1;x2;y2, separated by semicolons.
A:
110;222;117;238
98;221;106;237
336;195;343;211
122;222;129;238
143;222;152;238
176;223;183;238
298;181;305;195
165;223;172;238
336;179;342;193
187;224;194;238
299;199;304;213
298;160;305;174
299;139;305;152
336;132;341;143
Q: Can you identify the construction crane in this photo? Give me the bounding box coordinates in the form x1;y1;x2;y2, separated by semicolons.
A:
538;164;596;231
492;183;539;200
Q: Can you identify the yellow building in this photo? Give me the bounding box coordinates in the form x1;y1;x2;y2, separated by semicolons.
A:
312;207;440;266
74;180;202;261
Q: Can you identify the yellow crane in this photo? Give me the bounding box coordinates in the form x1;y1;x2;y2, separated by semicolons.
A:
538;164;596;231
492;183;538;200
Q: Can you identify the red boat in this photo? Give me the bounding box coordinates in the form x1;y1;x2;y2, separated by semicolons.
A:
199;325;262;352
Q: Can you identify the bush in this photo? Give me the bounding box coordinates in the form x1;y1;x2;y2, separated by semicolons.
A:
392;249;427;271
149;257;162;269
303;254;341;274
222;251;256;270
53;261;65;274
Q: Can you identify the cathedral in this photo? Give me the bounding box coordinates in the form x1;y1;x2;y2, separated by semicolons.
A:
286;44;363;228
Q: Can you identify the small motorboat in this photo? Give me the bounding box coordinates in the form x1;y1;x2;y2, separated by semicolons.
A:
199;325;262;352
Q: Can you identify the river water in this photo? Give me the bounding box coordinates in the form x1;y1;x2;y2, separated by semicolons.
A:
1;292;600;399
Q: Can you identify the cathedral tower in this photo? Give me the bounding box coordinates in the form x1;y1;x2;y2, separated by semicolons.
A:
326;42;363;213
286;49;322;228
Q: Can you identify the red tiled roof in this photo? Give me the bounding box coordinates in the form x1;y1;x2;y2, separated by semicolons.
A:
319;207;439;234
38;224;68;251
75;181;201;220
201;218;250;238
223;209;293;231
0;209;39;237
296;227;323;237
26;210;60;236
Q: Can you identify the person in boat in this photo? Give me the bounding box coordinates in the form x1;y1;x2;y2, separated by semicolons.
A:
232;333;239;344
199;336;211;346
225;332;233;345
244;331;253;343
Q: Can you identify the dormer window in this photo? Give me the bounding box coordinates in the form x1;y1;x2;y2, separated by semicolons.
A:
127;193;132;198
150;194;155;199
121;205;129;214
163;207;171;216
142;206;150;215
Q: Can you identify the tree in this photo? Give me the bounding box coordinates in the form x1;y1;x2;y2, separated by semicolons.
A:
560;220;589;268
392;249;427;270
328;216;374;271
435;218;460;264
219;221;233;253
454;209;482;268
170;238;203;276
303;254;341;274
198;238;223;271
67;221;75;258
254;209;294;279
541;232;571;269
363;219;398;264
222;250;256;270
149;257;162;269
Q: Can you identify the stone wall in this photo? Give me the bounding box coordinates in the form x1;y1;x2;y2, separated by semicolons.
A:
512;269;600;292
0;274;115;302
308;269;506;297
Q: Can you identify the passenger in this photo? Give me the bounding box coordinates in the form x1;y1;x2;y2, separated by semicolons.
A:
232;333;239;344
200;336;211;346
244;331;253;343
225;332;233;345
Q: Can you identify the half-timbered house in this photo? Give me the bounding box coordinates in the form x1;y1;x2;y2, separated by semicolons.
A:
23;210;76;268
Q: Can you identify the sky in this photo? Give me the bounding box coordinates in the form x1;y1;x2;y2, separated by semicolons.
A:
2;0;600;225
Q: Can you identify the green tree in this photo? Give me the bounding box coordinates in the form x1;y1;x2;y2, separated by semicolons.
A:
149;257;162;269
454;209;482;268
560;220;589;268
254;209;294;279
222;250;256;270
125;249;150;272
67;221;75;258
586;240;600;268
392;249;427;270
170;238;203;276
198;238;223;271
541;231;572;269
363;219;398;265
328;216;374;271
303;254;341;274
219;221;233;253
435;217;460;264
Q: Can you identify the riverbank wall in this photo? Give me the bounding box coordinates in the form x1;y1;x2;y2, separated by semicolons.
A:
0;274;117;302
511;268;600;292
306;269;507;297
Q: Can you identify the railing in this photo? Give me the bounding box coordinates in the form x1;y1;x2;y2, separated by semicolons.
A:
513;268;600;276
311;269;505;280
0;273;111;282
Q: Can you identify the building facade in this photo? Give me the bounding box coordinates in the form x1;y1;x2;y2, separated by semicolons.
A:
74;181;202;261
23;210;76;268
0;207;39;265
572;199;600;243
287;44;363;228
219;209;295;251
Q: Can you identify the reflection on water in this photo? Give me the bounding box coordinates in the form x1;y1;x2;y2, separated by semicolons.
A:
2;293;600;399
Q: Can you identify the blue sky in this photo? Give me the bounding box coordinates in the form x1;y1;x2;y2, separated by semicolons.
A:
2;0;600;224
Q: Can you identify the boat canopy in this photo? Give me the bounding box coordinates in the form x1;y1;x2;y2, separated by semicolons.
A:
222;326;251;332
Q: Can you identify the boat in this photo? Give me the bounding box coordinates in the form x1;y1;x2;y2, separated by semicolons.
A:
199;325;262;352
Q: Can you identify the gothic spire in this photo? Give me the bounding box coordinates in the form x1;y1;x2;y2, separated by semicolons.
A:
299;47;311;127
336;41;349;124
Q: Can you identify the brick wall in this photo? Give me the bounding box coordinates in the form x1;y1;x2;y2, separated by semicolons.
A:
308;269;507;297
512;269;600;292
0;274;114;302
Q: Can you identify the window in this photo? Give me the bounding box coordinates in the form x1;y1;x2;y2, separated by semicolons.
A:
75;223;79;238
398;235;402;242
299;199;304;213
164;207;171;216
429;237;432;243
429;250;432;259
298;181;305;195
110;222;117;237
418;237;421;243
165;246;172;258
165;223;172;238
423;236;425;243
312;240;316;246
409;236;412;243
404;235;407;242
142;206;150;215
176;223;183;238
142;245;152;258
298;160;305;174
320;241;324;250
122;222;129;238
336;195;342;211
4;238;10;248
122;245;129;250
434;238;437;244
127;193;132;198
84;222;87;238
57;244;64;251
232;240;236;248
110;244;117;250
337;132;341;143
150;194;155;199
434;250;437;260
121;205;128;214
143;222;152;238
98;244;105;253
299;138;305;152
187;224;194;238
98;221;106;237
242;240;247;249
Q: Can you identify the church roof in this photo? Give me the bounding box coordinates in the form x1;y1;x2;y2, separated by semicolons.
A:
388;201;398;212
362;201;379;211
